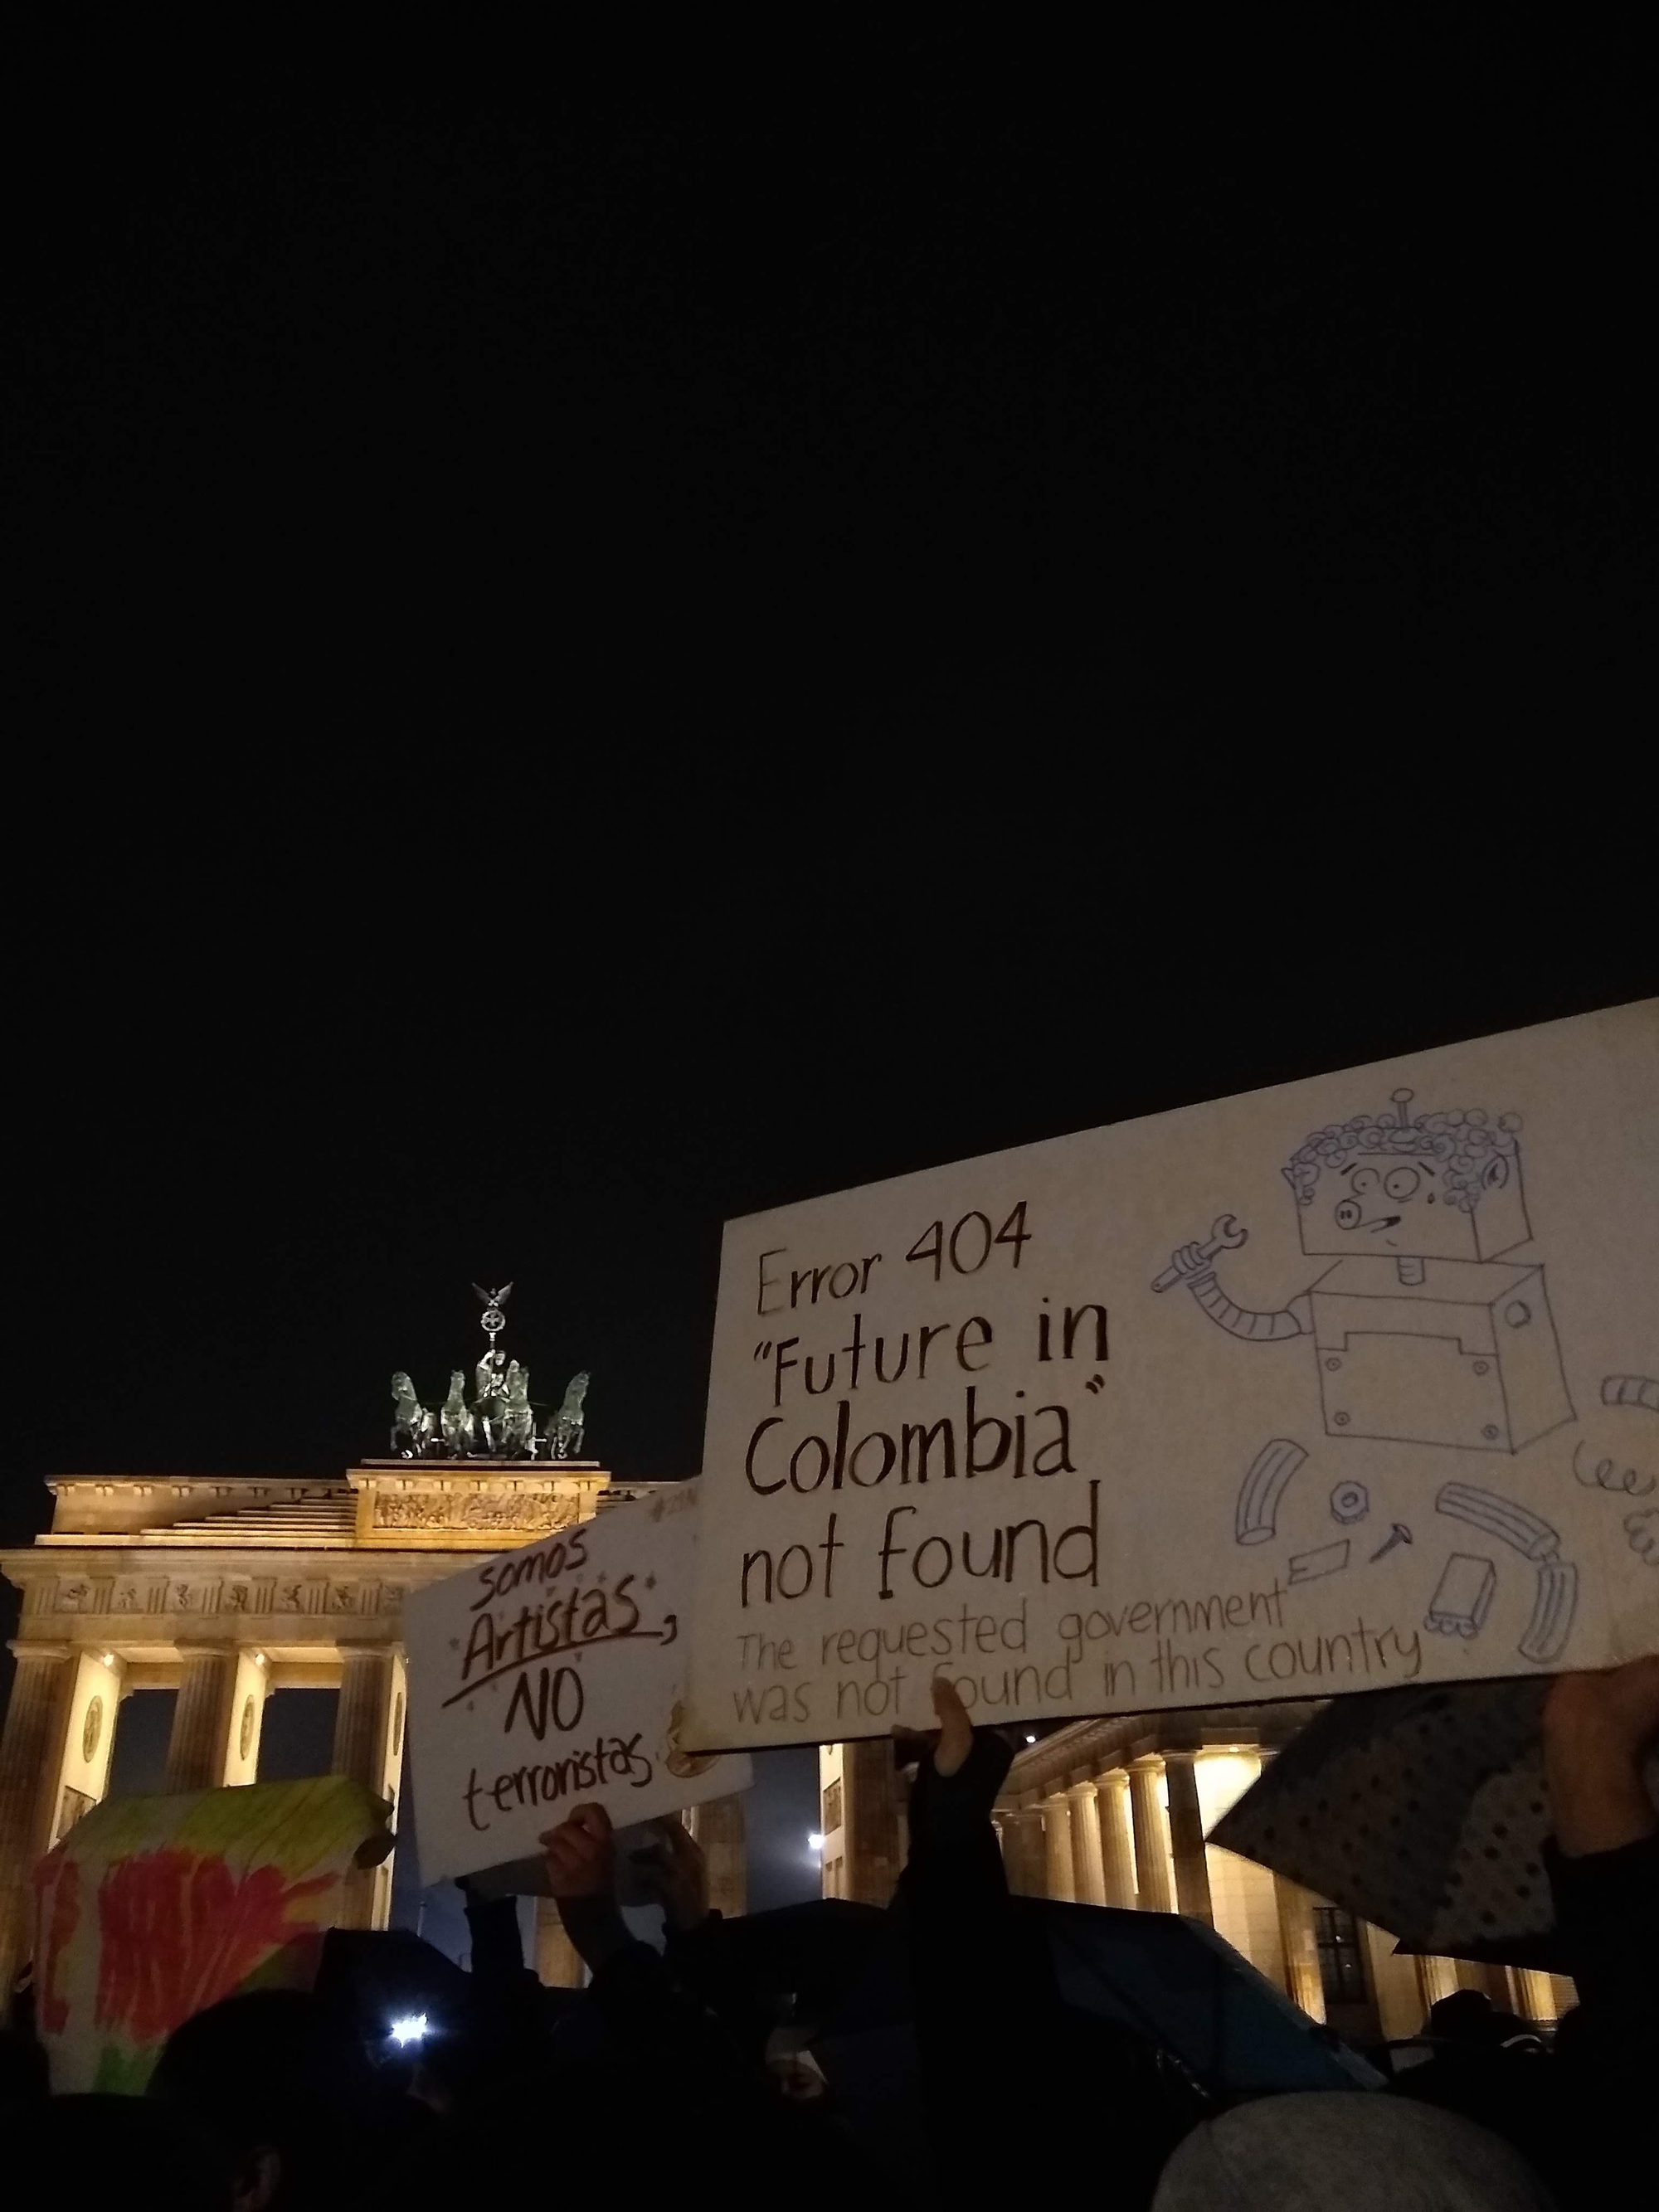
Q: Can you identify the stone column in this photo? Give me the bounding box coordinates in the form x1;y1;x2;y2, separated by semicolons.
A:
332;1649;394;1788
332;1650;397;1930
1468;1961;1515;2005
1095;1771;1138;1908
221;1650;270;1788
1066;1781;1107;1905
1361;1921;1424;2041
0;1647;73;1996
1126;1758;1174;1913
840;1738;904;1905
689;1793;747;1918
1414;1952;1461;2013
1001;1806;1046;1897
1275;1875;1326;2021
165;1650;239;1793
534;1898;584;1988
1161;1752;1214;1923
1042;1791;1077;1902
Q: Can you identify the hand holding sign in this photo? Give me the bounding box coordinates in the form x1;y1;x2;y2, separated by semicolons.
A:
406;1482;749;1883
629;1816;712;1930
541;1802;615;1898
1543;1654;1659;1857
931;1673;973;1777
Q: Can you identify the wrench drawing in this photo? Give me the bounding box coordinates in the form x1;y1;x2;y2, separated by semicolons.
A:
1151;1213;1248;1293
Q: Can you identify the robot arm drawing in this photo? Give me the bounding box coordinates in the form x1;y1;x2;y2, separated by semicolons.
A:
1183;1264;1312;1341
1156;1221;1312;1343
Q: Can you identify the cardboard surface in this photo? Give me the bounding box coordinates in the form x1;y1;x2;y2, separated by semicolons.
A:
686;1003;1658;1748
407;1481;749;1879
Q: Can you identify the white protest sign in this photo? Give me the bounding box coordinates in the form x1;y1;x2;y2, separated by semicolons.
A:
407;1481;749;1880
686;1003;1658;1751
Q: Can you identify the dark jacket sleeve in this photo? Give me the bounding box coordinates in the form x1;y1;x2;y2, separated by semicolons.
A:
1542;1830;1659;2203
1545;1831;1659;2055
661;1911;776;2061
460;1884;551;2050
462;1885;529;1986
898;1736;1060;2197
562;1905;760;2098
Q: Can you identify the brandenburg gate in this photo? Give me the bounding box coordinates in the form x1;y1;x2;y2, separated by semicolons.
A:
0;1456;637;1992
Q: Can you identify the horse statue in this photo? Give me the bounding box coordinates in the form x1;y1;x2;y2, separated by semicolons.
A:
502;1361;535;1456
391;1373;434;1457
548;1370;591;1460
440;1369;475;1456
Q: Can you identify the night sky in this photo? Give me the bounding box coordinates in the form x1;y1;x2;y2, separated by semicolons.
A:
5;27;1652;1915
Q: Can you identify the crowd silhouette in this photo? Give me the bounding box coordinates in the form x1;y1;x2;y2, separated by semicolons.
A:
3;1657;1655;2210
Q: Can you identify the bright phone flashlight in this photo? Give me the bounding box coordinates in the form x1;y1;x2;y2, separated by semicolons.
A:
388;2013;430;2047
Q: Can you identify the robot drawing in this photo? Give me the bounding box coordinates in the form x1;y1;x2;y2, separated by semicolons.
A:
1157;1089;1574;1456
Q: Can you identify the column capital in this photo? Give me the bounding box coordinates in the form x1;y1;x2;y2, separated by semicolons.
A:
1065;1778;1098;1802
6;1640;73;1663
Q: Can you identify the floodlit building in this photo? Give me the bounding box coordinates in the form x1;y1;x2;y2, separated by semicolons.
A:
0;1458;688;1994
816;1714;1576;2044
0;1440;1574;2042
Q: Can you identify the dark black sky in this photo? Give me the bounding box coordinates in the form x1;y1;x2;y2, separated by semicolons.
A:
10;26;1653;706
5;23;1654;1578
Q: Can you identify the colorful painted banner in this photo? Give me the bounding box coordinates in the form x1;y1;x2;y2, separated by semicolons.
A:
32;1775;387;2092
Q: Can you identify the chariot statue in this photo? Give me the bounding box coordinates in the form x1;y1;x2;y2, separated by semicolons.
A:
386;1289;591;1462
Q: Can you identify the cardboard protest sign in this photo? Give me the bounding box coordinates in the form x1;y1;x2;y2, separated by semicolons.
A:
685;1002;1658;1750
406;1481;750;1880
31;1776;388;2093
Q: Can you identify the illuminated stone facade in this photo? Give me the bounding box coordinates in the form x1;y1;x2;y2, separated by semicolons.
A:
819;1707;1575;2042
0;1461;638;1993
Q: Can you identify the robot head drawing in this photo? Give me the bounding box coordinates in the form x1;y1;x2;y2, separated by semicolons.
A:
1283;1090;1531;1262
